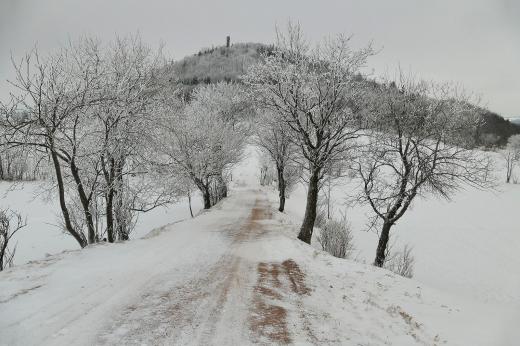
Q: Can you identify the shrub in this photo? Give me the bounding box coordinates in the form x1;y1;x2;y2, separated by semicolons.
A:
317;216;355;259
384;244;415;278
0;209;26;271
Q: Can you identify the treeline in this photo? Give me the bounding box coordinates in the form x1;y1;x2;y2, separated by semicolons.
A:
170;43;274;94
475;110;520;147
173;40;517;149
0;35;251;259
246;23;493;268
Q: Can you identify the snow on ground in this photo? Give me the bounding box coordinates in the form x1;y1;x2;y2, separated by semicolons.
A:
284;169;520;307
0;181;203;266
1;147;519;345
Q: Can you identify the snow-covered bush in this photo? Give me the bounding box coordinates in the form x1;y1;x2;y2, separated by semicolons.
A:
384;244;415;278
0;209;26;271
502;134;520;183
317;217;355;259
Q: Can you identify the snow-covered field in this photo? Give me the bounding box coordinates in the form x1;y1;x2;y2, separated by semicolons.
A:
0;148;519;345
0;182;203;266
285;159;520;306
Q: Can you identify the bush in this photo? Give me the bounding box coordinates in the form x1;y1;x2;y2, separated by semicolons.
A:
316;217;355;259
384;244;415;278
0;209;26;271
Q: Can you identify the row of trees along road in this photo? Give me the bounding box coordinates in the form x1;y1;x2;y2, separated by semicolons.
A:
0;27;495;269
0;36;250;252
245;24;493;267
244;23;374;244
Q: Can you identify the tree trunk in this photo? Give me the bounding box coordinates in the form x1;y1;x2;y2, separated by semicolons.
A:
70;160;96;244
188;192;194;218
0;241;7;271
277;165;286;212
202;186;211;209
327;177;331;219
219;176;227;198
374;221;393;267
101;155;116;243
297;168;320;244
105;188;115;243
114;160;129;241
50;150;87;248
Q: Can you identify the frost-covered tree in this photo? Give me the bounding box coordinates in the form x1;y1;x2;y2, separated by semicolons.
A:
254;112;298;212
502;134;520;183
355;75;493;267
0;39;107;247
93;36;170;242
244;23;373;243
158;83;248;209
0;36;171;246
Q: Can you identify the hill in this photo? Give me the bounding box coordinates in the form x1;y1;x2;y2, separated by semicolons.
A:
169;42;272;90
476;110;520;147
169;41;520;147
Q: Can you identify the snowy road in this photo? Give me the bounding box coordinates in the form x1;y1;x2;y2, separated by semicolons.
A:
0;188;314;345
95;190;311;345
2;184;519;345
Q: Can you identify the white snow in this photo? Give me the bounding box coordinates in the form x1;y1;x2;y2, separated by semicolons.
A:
285;161;520;306
0;181;203;266
1;147;519;345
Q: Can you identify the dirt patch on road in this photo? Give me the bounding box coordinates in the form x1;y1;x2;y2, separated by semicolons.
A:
231;196;273;243
282;259;311;296
250;259;310;344
97;192;311;345
250;262;291;344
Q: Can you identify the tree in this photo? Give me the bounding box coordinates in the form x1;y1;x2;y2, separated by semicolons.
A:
0;39;106;247
0;209;26;271
355;75;493;267
158;83;248;209
254;112;297;212
244;23;373;243
94;35;169;242
502;134;520;183
0;36;170;247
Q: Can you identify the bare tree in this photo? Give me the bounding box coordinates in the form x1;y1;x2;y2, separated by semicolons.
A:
93;35;169;242
158;83;248;209
0;39;106;247
244;22;373;243
355;74;493;267
502;134;520;183
0;36;171;246
0;145;46;181
254;112;297;212
0;209;26;271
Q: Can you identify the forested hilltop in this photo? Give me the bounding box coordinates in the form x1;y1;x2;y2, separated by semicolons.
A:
169;40;520;148
169;42;273;89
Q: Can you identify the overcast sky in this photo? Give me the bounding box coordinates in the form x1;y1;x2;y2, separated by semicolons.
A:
1;0;519;116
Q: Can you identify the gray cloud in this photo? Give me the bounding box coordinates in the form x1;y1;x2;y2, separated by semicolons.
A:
1;0;518;115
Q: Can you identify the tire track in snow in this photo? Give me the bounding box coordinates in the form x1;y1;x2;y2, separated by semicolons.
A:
95;190;312;345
